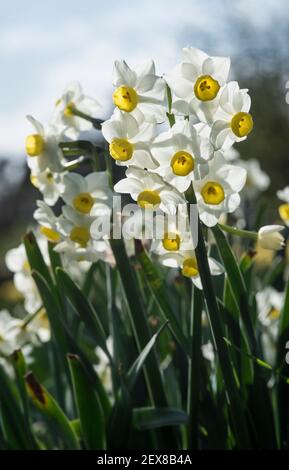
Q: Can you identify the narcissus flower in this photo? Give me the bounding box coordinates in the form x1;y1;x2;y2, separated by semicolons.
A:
156;247;224;290
5;235;49;314
277;186;289;226
52;81;100;135
114;167;186;214
151;120;213;192
193;152;247;227
102;110;157;168
238;158;270;197
210;82;253;150
61;172;112;215
258;225;285;251
0;310;24;355
25;116;64;173
54;205;111;262
113;60;166;123
165;47;230;119
29;164;65;206
257;287;284;327
34;201;61;244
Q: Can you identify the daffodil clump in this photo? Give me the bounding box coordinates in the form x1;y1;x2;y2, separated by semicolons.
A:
1;47;289;451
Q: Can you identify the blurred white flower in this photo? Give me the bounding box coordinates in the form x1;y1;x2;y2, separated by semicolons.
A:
0;310;23;356
277;186;289;226
239;158;270;197
5;237;49;314
94;336;113;394
30;166;65;206
258;225;285;251
113;60;166;123
154;245;223;290
102;109;157;168
256;287;284;327
52;81;100;136
193;152;247;227
151;120;213;192
25;116;64;173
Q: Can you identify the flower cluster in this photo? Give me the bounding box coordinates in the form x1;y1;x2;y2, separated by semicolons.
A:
3;47;287;365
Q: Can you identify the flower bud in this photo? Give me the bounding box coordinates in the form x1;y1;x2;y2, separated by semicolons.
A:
258;225;285;250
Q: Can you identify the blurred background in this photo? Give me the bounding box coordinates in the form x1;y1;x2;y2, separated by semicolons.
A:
1;0;289;284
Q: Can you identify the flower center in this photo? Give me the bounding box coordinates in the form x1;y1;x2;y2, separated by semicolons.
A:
113;86;138;112
63;101;75;117
194;75;220;101
73;192;94;214
70;226;90;247
109;138;134;161
40;226;61;243
30;175;39;187
25;134;45;157
46;171;54;183
182;257;199;278
279;203;289;222
137;190;161;209
170;150;194;176
162;232;181;251
268;308;280;320
231;112;253;138
201;181;225;205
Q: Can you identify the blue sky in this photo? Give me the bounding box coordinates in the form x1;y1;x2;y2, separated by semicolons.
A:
0;0;288;158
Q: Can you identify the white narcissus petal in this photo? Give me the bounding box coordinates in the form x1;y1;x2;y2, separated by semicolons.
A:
135;60;155;81
64;81;82;102
5;246;26;272
113;60;137;87
211;120;230;149
114;177;143;196
208;257;225;276
137;102;166;123
26;115;44;136
62;173;86;202
102;119;122;142
182;47;208;67
199;210;219;227
277;186;289;203
210;56;231;84
85;172;109;192
192;276;203;290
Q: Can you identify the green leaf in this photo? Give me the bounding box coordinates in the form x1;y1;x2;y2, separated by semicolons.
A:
133;407;188;430
187;287;203;449
10;349;38;449
212;225;257;355
55;268;109;356
23;232;54;292
25;371;79;449
135;241;190;357
32;271;69;354
67;354;106;450
0;366;33;449
127;321;169;391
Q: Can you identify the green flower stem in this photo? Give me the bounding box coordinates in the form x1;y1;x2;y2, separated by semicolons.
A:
187;287;203;449
186;190;250;448
218;223;258;241
166;85;175;127
70;107;103;130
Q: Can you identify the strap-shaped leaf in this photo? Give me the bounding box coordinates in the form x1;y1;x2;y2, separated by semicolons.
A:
133;407;188;430
68;354;106;450
25;372;79;449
